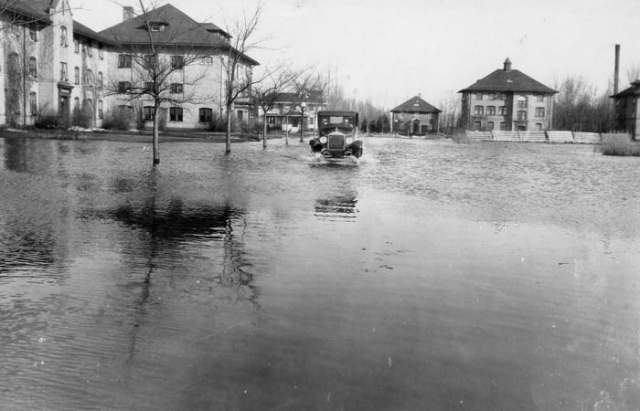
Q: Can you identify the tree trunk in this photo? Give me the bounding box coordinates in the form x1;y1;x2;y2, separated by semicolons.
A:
225;101;233;155
262;113;268;149
153;102;160;165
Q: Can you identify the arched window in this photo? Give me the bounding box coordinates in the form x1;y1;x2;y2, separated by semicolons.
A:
28;57;37;77
84;69;93;86
29;92;37;116
60;26;67;46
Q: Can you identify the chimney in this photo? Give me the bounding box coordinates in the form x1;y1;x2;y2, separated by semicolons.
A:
123;6;134;21
503;57;512;72
614;44;620;94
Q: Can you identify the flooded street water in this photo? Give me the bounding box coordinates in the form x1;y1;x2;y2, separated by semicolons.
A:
1;136;639;411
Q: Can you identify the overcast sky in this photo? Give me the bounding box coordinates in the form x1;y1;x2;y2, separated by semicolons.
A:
71;0;640;109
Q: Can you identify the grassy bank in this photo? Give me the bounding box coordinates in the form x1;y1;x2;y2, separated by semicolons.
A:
599;135;640;156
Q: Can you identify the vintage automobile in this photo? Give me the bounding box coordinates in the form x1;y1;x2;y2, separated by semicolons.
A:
309;111;363;159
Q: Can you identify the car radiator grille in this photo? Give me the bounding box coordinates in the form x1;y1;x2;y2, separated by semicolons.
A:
328;135;345;149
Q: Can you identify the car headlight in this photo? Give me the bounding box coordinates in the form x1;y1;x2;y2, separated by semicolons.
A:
346;137;354;145
319;136;327;144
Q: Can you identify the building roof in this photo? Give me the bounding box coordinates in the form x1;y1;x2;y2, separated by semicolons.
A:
611;81;640;98
459;59;557;95
5;0;55;22
390;95;441;113
272;91;324;104
99;3;258;65
73;20;119;46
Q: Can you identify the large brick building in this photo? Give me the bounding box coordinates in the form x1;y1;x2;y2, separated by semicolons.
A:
459;59;557;132
0;0;258;129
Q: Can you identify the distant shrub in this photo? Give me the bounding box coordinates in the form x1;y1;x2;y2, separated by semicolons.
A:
599;136;640;156
34;109;63;129
102;107;133;131
206;112;229;132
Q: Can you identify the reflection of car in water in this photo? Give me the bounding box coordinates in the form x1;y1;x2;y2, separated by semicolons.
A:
309;111;363;159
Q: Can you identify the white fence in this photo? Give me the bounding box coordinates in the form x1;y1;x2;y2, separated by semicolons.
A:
465;130;632;144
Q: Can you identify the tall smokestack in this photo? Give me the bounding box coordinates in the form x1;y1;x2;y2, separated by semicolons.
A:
123;6;134;21
614;44;620;94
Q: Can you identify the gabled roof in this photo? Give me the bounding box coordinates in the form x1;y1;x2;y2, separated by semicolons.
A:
5;0;55;22
73;20;119;47
391;95;441;113
459;59;557;94
99;3;258;65
611;81;640;98
272;91;324;104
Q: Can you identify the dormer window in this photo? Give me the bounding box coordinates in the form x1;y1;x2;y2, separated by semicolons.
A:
149;22;166;32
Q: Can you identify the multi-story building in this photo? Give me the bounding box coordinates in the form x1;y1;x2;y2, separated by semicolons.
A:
459;59;557;132
610;80;640;140
0;0;258;129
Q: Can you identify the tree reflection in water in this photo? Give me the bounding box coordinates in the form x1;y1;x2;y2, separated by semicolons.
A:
85;170;258;368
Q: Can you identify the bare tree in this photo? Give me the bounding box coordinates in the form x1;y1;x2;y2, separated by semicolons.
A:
102;0;218;165
252;65;305;148
218;4;265;155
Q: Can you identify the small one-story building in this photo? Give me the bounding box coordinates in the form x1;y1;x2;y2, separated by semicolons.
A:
610;80;640;140
390;95;441;135
458;58;557;131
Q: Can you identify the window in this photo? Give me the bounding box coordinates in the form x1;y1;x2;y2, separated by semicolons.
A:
144;54;158;68
201;56;213;66
84;69;93;86
535;107;545;117
517;96;528;108
499;106;508;116
74;37;79;53
98;72;103;88
29;26;37;42
500;93;507;101
60;26;67;46
487;121;494;130
517;110;527;121
60;62;68;81
74;66;80;84
87;41;93;57
143;106;154;121
28;57;37;77
474;106;484;115
489;93;496;100
500;122;507;130
170;83;183;94
98;100;104;119
98;43;104;59
145;82;154;92
118;54;132;68
74;97;80;112
473;121;481;130
476;93;483;100
536;95;544;102
149;23;165;32
171;55;184;70
170;107;183;121
29;92;37;116
535;123;542;131
487;106;496;116
118;81;132;93
199;108;213;122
